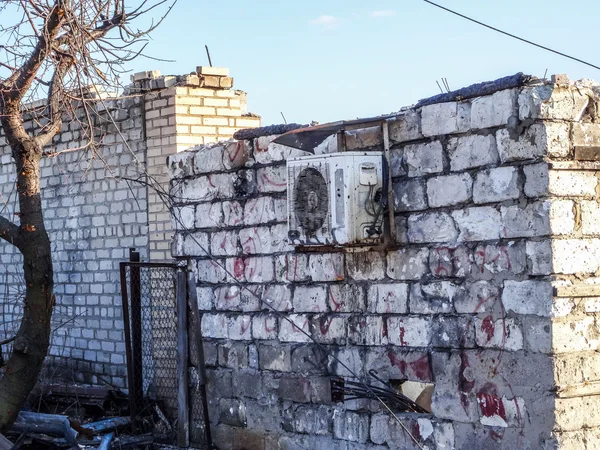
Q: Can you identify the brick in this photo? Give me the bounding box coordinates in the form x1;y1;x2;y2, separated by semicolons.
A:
427;173;473;208
197;66;229;76
552;239;600;274
448;134;498;171
386;248;429;280
421;101;470;137
452;206;501;242
470;89;517;129
582;200;600;236
403;141;444;177
549;200;575;235
407;212;458;243
393;179;427;212
473;166;520;204
548;170;598;197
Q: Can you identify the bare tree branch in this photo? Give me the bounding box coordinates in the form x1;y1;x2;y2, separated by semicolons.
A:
0;215;21;248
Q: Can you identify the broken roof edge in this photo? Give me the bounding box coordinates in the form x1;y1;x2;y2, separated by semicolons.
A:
233;123;308;141
416;72;537;107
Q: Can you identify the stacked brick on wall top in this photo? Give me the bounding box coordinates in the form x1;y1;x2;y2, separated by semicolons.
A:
169;74;600;449
0;65;261;388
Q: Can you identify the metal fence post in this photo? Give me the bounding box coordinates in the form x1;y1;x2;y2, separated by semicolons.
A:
129;248;143;425
176;268;190;447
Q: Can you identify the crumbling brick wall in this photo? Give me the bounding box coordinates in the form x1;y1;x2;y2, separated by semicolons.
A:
0;66;260;388
169;75;600;449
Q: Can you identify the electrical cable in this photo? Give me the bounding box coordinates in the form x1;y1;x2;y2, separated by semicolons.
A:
90;88;426;449
422;0;600;72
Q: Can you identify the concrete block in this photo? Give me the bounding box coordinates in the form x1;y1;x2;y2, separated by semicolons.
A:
215;285;241;311
474;317;523;350
228;314;252;340
312;315;346;344
201;313;228;339
519;84;590;121
410;281;463;314
403;141;444;177
427;173;473;208
473;166;520;204
279;314;311;342
407;212;458;243
195;202;223;229
471;89;517;129
502;280;553;316
167;151;195;178
454;281;500;314
210;230;238;256
387;317;431;347
308;253;345;282
429;245;471;278
329;284;365;312
289;405;332;435
421;101;470;137
222;201;244;226
548;170;598;197
223;140;251;169
497;123;569;162
333;411;369;443
386;248;429;280
345;252;385;280
243;196;276;225
293;285;328;312
348;316;387;346
263;284;292;311
523;162;549;198
344;126;382;150
367;283;409;314
393;179;428;212
193;145;226;174
388;110;422;144
197;66;229;76
259;344;291;371
252;314;278;339
501;202;550;238
242;256;274;283
452;206;501;242
448;134;498;171
472;241;526;278
257;165;287;192
526;239;552;275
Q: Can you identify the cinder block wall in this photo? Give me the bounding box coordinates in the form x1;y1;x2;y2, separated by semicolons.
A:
169;76;600;449
0;66;260;387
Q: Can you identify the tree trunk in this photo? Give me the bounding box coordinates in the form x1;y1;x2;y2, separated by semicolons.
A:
0;139;54;432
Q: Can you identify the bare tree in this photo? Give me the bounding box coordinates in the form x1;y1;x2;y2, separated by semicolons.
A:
0;0;175;431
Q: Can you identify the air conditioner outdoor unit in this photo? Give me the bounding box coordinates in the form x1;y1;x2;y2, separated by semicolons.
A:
287;152;385;246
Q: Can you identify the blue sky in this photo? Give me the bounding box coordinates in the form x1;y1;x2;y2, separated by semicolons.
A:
4;0;600;125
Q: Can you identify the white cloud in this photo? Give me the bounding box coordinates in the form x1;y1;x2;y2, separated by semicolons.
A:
370;10;396;18
309;15;341;29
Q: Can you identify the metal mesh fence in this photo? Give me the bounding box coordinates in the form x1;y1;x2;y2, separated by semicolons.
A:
122;263;178;429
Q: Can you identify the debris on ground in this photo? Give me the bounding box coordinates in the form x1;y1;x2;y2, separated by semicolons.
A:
4;382;175;450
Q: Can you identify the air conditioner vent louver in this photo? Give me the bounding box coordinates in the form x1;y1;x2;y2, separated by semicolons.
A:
287;152;384;247
294;167;329;235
